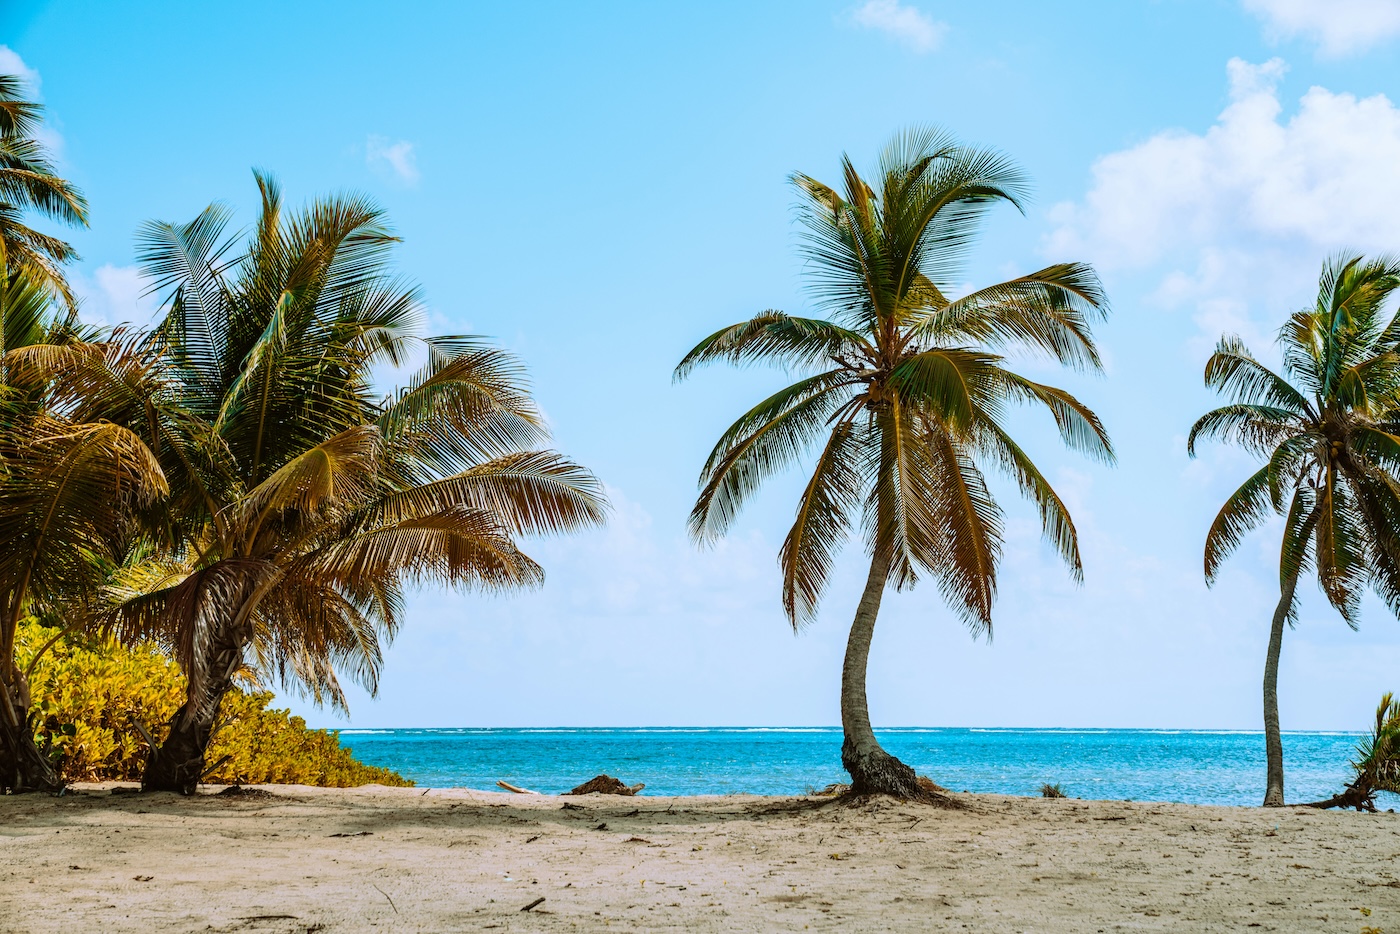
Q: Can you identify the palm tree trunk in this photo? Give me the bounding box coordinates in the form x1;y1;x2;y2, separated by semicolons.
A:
142;620;243;795
1262;569;1299;808
839;549;924;799
1299;784;1374;811
0;660;60;793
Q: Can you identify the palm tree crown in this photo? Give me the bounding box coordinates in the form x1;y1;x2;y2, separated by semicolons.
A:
679;128;1113;630
1190;255;1400;626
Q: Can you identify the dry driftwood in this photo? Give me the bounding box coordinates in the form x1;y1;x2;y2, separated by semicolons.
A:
564;774;644;796
496;780;541;794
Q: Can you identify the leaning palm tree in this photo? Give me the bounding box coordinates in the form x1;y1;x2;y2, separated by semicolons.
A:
0;270;165;792
676;128;1113;798
90;173;606;793
1189;253;1400;807
0;73;88;306
1302;692;1400;811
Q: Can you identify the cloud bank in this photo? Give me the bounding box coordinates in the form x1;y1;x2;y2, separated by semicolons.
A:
1048;58;1400;269
1048;57;1400;352
1243;0;1400;56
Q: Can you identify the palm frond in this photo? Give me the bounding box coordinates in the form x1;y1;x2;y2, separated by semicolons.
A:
674;311;872;380
780;417;865;628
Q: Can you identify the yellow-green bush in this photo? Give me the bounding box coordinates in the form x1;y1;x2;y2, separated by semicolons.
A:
15;620;411;787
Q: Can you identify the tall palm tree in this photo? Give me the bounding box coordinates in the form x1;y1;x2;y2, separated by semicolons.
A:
89;173;606;793
0;73;88;306
676;129;1113;798
0;269;164;792
1189;253;1400;807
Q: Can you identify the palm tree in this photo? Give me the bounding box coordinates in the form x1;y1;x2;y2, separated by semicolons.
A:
0;73;88;306
0;270;164;792
1189;253;1400;807
676;129;1113;798
90;173;606;793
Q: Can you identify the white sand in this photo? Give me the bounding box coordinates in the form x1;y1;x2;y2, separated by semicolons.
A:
2;783;1397;932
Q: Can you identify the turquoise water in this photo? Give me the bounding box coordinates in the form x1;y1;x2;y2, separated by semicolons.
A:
337;727;1394;807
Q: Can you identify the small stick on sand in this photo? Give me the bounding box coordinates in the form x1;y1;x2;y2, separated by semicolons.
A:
521;897;546;912
496;780;541;794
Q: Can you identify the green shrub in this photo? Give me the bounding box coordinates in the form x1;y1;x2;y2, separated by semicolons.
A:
15;620;411;787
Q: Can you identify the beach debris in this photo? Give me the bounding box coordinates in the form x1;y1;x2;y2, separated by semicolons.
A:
560;802;585;810
328;831;373;837
594;822;609;831
808;783;849;797
521;897;546;912
372;883;398;914
1040;783;1068;799
565;774;644;796
496;780;541;794
917;776;950;796
524;835;540;843
133;875;153;882
217;785;276;799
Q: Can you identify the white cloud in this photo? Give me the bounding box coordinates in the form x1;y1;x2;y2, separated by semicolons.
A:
1243;0;1400;56
73;264;161;330
850;0;947;53
0;45;40;96
1047;58;1400;271
366;135;420;185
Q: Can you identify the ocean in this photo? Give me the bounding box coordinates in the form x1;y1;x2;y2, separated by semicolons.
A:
336;727;1391;807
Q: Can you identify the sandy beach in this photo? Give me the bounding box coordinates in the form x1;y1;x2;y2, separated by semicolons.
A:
1;785;1397;933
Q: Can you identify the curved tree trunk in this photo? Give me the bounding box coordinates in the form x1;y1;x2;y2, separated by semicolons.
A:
142;620;243;795
839;550;924;800
1262;570;1299;808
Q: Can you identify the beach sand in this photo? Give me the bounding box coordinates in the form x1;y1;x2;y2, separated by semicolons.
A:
2;784;1397;932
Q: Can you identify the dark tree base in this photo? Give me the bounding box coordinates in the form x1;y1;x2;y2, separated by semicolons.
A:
841;736;938;802
0;714;62;794
142;701;216;795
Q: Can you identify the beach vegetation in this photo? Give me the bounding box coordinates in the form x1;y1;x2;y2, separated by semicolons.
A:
1190;253;1400;806
1039;782;1067;798
676;128;1112;799
17;618;409;786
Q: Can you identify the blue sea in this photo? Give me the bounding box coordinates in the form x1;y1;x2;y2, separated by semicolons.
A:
336;727;1394;807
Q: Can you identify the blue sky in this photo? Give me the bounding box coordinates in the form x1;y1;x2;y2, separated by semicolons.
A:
7;0;1400;729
